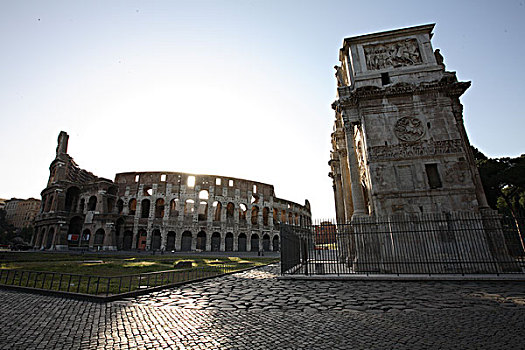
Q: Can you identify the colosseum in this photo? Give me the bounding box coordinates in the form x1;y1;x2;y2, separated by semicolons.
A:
32;132;311;252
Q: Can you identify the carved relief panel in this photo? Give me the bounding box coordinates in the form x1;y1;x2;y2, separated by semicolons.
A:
364;39;422;71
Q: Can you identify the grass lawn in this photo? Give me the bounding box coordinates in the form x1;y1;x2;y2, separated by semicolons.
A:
0;252;277;276
0;252;278;296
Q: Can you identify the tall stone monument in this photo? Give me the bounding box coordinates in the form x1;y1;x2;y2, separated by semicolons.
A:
328;24;516;273
329;24;489;221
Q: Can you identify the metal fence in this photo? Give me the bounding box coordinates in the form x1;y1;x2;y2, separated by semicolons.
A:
0;263;253;297
281;212;525;276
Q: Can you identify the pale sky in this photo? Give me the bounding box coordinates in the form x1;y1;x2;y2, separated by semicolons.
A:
1;0;524;219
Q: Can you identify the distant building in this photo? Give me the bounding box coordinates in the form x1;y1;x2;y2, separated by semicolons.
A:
4;198;41;228
33;132;311;251
314;221;336;244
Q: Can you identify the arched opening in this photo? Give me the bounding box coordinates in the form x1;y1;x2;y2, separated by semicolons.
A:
151;229;161;250
239;204;247;223
196;231;206;250
128;199;137;216
45;195;54;212
122;230;133;250
273;208;278;225
211;232;220;251
294;213;299;225
184;199;194;217
65;186;80;212
115;218;125;250
45;228;55;249
107;197;115;213
141;199;150;218
238;233;247;252
88;196;97;211
263;234;270;251
166;231;176;251
288;212;293;224
281;210;286;223
67;216;83;247
251;234;259;252
226;202;234;222
36;227;45;247
143;186;153;196
263;207;269;226
117;199;124;214
213;201;222;222
169;199;179;218
81;229;90;247
181;231;192;251
225;232;233;251
79;198;85;214
251;206;259;225
94;228;105;248
155;198;165;218
272;235;280;252
198;201;208;221
137;229;147;250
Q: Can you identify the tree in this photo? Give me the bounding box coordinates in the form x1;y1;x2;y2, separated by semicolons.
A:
473;147;525;252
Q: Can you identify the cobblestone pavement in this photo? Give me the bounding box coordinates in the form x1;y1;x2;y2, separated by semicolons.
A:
0;265;524;349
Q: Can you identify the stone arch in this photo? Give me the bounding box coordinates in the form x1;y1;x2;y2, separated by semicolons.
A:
151;229;161;250
226;202;235;221
45;195;54;212
213;201;222;222
94;228;105;248
169;199;179;218
122;230;133;250
65;186;81;212
181;231;192;251
128;199;137;216
117;199;124;214
79;198;85;214
155;198;165;218
272;235;280;252
251;206;259;225
288;212;293;224
263;207;269;226
273;208;278;225
281;210;286;223
263;234;271;251
166;231;176;251
35;227;45;248
211;232;221;251
184;199;195;216
141;199;151;218
225;232;234;251
81;229;91;247
137;229;147;250
239;204;247;223
45;227;55;249
251;234;259;252
238;233;247;252
198;201;208;221
115;217;125;250
196;231;206;250
67;216;83;246
88;196;97;211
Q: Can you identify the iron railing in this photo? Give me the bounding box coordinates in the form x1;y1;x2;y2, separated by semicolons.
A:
281;212;525;276
0;263;255;297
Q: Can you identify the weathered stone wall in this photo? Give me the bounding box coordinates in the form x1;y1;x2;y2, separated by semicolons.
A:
33;132;312;252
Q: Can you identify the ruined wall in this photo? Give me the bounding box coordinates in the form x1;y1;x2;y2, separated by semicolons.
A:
33;132;312;252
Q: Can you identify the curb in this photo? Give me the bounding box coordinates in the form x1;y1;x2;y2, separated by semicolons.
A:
0;264;267;302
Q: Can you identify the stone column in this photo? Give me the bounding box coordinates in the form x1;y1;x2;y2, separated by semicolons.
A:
344;123;367;217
